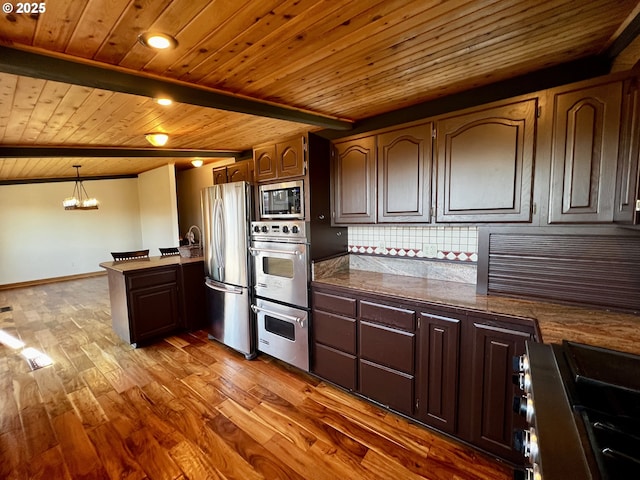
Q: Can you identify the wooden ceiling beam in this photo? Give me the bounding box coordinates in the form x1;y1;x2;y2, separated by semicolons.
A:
0;46;353;131
0;146;252;159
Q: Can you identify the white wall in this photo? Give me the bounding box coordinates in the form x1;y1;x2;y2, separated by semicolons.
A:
0;177;141;285
0;164;182;285
138;164;180;256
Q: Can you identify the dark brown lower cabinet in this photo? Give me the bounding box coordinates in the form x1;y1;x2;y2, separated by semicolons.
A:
461;317;534;464
416;312;461;434
310;283;538;465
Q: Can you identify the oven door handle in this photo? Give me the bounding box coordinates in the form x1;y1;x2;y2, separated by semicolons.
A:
251;304;305;327
249;247;301;256
205;279;244;295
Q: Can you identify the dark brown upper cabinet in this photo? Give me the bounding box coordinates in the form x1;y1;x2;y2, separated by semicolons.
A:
254;136;306;183
332;136;377;224
435;99;537;222
212;160;253;184
377;124;432;223
548;79;623;223
614;77;640;226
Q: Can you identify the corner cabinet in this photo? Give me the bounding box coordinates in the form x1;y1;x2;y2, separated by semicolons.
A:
254;136;306;183
548;79;623;223
435;99;537;222
310;283;538;464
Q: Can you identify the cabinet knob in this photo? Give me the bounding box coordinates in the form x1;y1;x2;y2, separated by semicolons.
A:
318;214;325;220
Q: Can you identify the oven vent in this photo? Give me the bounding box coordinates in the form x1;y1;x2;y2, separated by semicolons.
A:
483;231;640;313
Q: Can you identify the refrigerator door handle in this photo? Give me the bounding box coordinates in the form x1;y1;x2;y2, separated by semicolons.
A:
213;198;225;278
205;279;244;295
251;304;304;327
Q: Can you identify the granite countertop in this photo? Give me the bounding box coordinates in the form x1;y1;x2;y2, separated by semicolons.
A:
99;255;204;273
312;269;640;356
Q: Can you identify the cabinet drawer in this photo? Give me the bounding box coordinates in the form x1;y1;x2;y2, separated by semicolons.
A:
312;290;356;317
359;321;415;374
359;359;414;416
313;310;356;354
313;343;357;391
360;300;415;331
127;268;177;290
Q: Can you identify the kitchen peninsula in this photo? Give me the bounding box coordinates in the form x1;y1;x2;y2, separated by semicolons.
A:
100;255;205;346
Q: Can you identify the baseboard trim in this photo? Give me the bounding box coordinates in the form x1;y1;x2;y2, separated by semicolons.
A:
0;271;106;291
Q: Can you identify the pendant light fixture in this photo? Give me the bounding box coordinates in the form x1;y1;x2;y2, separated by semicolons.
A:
63;165;99;210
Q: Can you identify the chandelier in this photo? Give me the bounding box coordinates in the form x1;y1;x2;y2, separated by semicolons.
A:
63;165;99;210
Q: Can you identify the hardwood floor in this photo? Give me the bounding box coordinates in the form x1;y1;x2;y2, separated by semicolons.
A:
0;276;514;480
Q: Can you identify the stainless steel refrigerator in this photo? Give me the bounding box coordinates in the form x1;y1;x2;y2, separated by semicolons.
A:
201;181;255;359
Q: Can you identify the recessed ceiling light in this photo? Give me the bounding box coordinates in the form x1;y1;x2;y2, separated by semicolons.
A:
155;97;173;106
138;32;178;50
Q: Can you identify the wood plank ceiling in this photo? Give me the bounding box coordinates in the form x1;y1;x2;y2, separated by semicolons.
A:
1;0;640;180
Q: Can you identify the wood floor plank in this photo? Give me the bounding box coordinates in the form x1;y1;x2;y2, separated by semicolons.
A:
67;386;109;428
32;365;74;418
21;404;58;459
0;429;29;479
87;421;147;480
27;446;73;480
79;366;115;397
0;370;21;433
126;427;182;480
0;277;514;480
96;391;143;439
52;410;110;479
169;440;227;480
217;398;278;445
207;413;306;480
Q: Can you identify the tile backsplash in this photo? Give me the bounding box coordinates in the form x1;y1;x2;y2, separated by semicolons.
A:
348;226;478;262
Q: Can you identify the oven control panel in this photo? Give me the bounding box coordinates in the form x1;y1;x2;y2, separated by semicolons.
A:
251;221;307;241
512;342;593;480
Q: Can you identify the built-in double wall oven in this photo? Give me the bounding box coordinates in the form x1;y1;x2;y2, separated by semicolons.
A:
250;220;310;371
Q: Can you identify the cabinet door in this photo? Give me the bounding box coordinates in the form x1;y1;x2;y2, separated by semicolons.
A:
467;321;531;463
377;124;432;223
615;77;640;225
416;312;460;434
254;145;277;182
212;167;228;185
129;283;180;344
548;80;623;223
227;161;250;183
436;99;536;222
276;136;306;178
332;136;376;224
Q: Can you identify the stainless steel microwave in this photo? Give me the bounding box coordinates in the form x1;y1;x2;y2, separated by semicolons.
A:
259;180;304;219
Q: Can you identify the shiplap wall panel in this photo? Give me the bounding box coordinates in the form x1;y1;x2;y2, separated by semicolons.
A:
487;233;640;312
